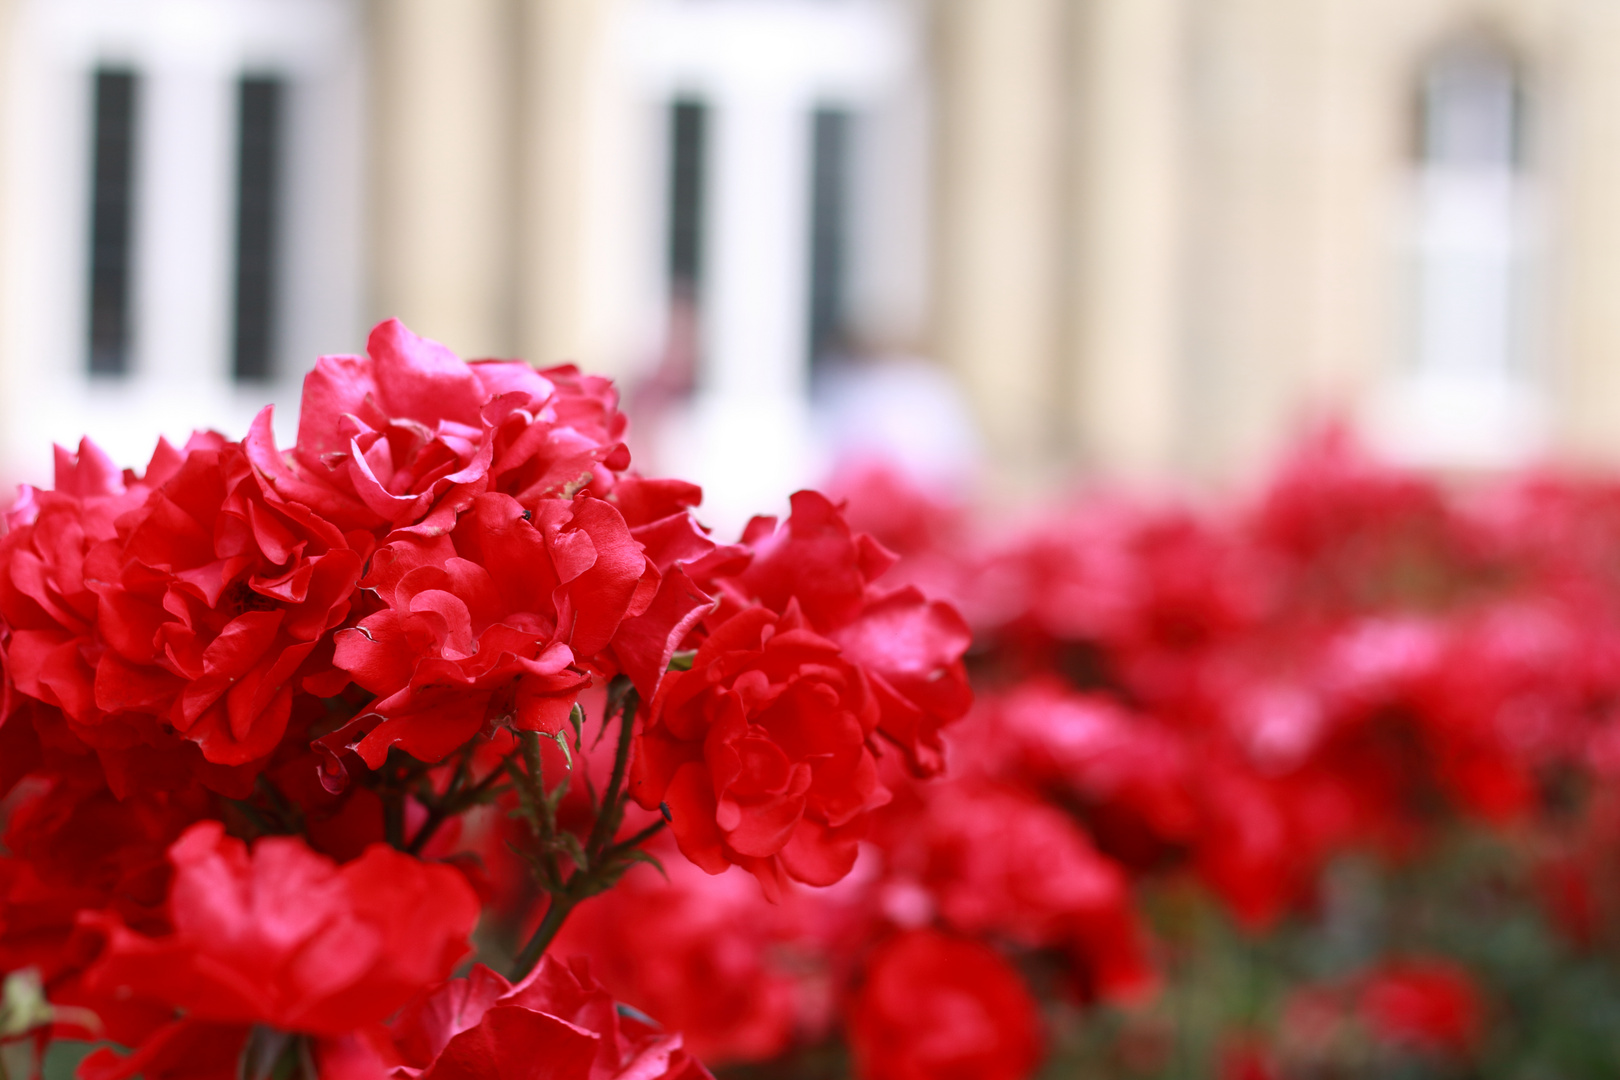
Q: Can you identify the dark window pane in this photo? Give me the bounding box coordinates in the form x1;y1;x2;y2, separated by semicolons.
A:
87;68;137;377
233;76;283;382
668;99;708;294
808;107;852;366
1418;41;1522;169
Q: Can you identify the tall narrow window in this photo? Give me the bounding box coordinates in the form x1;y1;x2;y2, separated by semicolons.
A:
233;76;284;382
658;98;708;385
1411;39;1527;382
807;107;853;366
667;100;708;299
87;68;137;376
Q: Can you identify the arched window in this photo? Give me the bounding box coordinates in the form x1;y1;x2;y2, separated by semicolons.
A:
1391;34;1541;464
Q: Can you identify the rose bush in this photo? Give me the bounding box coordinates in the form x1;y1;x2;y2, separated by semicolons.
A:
0;322;974;1080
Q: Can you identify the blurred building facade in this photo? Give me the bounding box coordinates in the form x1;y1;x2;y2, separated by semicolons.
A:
3;0;1620;502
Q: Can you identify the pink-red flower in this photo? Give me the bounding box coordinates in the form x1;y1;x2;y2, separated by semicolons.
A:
722;491;972;776
846;930;1042;1080
873;777;1155;1003
631;601;888;896
324;492;656;767
549;855;808;1064
1356;960;1483;1057
1;431;364;781
388;957;712;1080
253;319;632;536
80;821;479;1052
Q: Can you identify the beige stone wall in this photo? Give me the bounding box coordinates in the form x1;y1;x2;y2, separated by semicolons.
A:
355;0;1620;481
929;0;1620;483
513;0;614;372
1067;0;1186;478
366;0;520;359
928;0;1069;488
1553;1;1620;462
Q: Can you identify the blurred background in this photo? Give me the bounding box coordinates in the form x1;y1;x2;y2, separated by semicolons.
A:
3;0;1620;525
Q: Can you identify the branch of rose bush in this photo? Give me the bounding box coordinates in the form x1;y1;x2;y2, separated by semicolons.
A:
508;678;667;980
406;741;516;856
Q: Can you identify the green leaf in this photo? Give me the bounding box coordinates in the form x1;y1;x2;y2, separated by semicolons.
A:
620;847;668;881
548;729;573;770
616;1002;662;1029
568;703;585;752
667;650;697;672
554;831;588;872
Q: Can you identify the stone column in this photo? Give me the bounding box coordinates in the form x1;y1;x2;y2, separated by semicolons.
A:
1066;0;1185;477
513;0;611;370
929;0;1068;486
1177;0;1331;479
367;0;516;357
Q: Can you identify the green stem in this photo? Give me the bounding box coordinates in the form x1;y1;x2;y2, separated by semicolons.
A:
607;817;666;859
585;690;638;860
382;786;406;850
406;749;514;856
511;892;576;981
509;688;649;981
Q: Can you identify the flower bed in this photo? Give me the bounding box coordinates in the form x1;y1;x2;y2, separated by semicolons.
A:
5;329;1620;1080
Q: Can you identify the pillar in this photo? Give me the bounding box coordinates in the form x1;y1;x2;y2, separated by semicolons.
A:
367;0;516;357
929;0;1068;485
1067;0;1186;477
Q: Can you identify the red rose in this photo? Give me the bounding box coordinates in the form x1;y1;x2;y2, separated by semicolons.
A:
254;320;632;536
847;930;1042;1080
387;956;712;1080
874;777;1154;1004
0;440;172;778
606;477;747;702
1;430;364;777
1356;960;1483;1057
549;854;806;1064
81;822;479;1038
720;491;972;776
326;492;656;767
983;683;1201;868
630;601;889;897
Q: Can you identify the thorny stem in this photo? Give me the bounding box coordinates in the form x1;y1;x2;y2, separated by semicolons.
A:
509;816;668;980
509;684;665;981
375;753;431;851
585;690;638;860
406;746;514;856
511;892;573;981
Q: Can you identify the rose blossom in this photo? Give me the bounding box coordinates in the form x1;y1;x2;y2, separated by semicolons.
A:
250;319;632;536
78;821;479;1076
384;956;712;1080
324;492;654;767
631;600;889;896
846;929;1042;1080
719;491;972;776
1;428;364;782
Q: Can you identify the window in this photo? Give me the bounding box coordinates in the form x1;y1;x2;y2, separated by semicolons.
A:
1411;38;1527;383
232;75;284;383
667;99;708;301
807;106;854;366
87;68;137;376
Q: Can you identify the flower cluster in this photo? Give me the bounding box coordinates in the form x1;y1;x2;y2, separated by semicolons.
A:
528;433;1620;1079
0;322;971;1079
